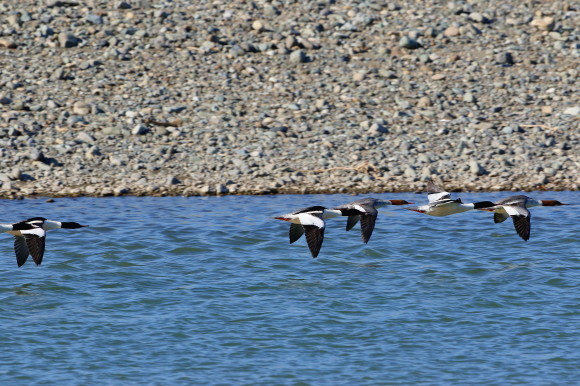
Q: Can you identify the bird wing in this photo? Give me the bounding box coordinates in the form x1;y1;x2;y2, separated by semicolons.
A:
346;215;360;231
359;213;378;244
426;181;452;203
13;236;30;267
303;225;325;258
289;223;305;244
493;209;510;223
21;228;46;265
297;213;325;258
503;205;531;241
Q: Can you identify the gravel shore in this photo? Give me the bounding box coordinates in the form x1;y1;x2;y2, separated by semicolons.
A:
0;0;578;198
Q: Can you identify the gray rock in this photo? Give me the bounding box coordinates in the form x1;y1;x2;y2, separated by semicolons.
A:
58;32;80;48
73;101;91;115
29;148;45;162
117;1;132;9
167;176;180;185
501;126;514;135
86;14;103;24
563;106;579;116
469;160;486;176
77;131;95;143
496;52;514;65
132;124;149;135
463;92;476;103
216;184;229;194
399;36;421;49
289;49;307;64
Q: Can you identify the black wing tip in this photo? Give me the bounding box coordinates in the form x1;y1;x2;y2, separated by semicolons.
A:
511;215;531;241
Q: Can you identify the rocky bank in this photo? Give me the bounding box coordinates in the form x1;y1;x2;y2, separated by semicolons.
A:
0;0;578;198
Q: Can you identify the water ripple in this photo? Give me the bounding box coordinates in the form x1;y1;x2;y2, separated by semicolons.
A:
0;192;578;384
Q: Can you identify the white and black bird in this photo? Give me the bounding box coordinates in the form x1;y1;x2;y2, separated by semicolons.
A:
479;195;567;241
332;198;413;243
1;217;88;267
274;206;341;258
406;180;495;216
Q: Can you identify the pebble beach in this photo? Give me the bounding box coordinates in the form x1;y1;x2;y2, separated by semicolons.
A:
0;0;578;198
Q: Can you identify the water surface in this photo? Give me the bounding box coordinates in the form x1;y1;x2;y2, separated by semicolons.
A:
0;192;578;384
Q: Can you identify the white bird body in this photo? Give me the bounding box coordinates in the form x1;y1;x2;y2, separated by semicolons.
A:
274;206;340;258
406;180;495;217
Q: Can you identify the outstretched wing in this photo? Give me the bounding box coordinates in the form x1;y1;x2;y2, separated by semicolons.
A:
22;228;46;265
346;215;360;231
493;210;510;223
359;213;378;244
504;205;531;241
303;225;325;258
13;236;30;267
289;223;305;244
426;180;451;203
297;213;325;258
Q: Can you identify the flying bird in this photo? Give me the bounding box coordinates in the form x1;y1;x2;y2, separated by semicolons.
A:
479;195;567;241
1;217;88;266
406;180;495;216
274;206;341;258
332;198;413;243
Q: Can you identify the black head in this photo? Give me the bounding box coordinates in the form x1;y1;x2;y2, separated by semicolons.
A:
473;201;496;209
61;222;88;229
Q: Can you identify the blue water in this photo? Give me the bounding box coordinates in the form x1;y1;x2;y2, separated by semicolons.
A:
0;192;578;384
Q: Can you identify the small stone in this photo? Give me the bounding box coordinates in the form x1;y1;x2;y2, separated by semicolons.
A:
77;131;95;143
404;166;416;178
216;184;229;194
474;122;494;130
541;106;553;114
530;17;555;31
73;101;91;115
463;92;476;103
29;148;45;162
132;124;149;135
58;32;80;48
469;12;490;23
86;14;103;24
167;176;180;185
353;72;366;82
0;38;17;49
86;147;101;158
289;49;306;64
252;20;265;32
563;106;579;116
444;26;460;37
501;126;514;134
117;1;132;9
200;185;212;194
417;96;432;107
469;160;486;176
369;123;388;134
399;36;421;49
47;0;79;6
431;73;446;81
50;67;65;81
496;52;514;65
264;5;280;16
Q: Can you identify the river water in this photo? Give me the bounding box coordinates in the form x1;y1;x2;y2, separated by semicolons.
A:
0;191;578;384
